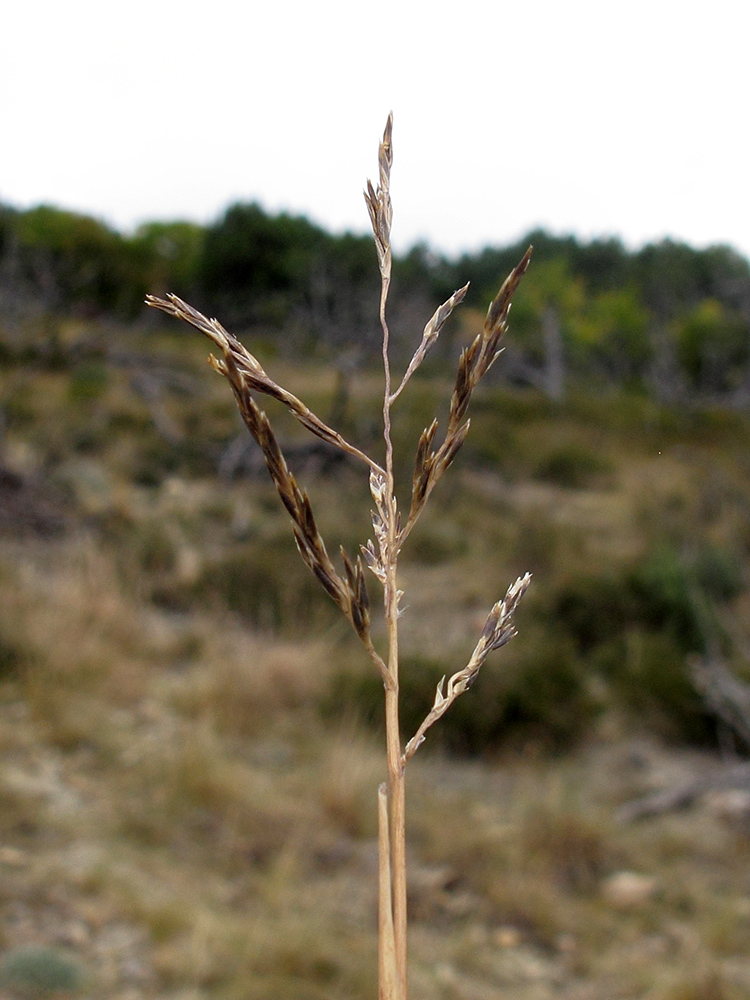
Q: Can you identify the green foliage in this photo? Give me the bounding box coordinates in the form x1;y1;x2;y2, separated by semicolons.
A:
551;546;722;661
596;630;712;743
193;202;382;352
135;522;179;575
575;287;651;382
636;239;750;316
496;640;602;751
404;521;468;564
635;239;711;316
200;203;326;297
569;236;632;292
692;544;744;602
0;634;25;679
550;572;640;654
129;435;214;486
508;258;585;361
628;547;709;651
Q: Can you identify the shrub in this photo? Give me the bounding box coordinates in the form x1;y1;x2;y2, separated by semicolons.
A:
67;360;109;402
0;946;84;998
547;542;744;742
532;443;613;489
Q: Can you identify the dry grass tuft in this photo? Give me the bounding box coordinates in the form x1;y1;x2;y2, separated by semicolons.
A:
317;724;382;839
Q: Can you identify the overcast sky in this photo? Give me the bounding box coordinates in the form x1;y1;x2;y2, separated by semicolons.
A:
3;0;749;260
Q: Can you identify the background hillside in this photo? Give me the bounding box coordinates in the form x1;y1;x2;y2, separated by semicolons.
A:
2;203;750;998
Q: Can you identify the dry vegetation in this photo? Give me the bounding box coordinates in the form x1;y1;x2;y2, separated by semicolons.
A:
3;122;750;1000
1;533;750;1000
3;338;750;998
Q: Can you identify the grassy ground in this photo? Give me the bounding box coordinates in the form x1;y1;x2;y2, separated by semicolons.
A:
2;325;750;998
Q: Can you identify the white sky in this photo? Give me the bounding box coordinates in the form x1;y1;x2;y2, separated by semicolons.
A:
3;0;749;260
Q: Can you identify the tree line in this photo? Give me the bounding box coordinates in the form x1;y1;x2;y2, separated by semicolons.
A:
1;199;750;402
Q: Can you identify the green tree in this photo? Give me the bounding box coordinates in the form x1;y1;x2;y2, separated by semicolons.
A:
673;298;749;394
198;202;329;326
129;220;204;298
510;258;585;398
575;287;651;384
570;236;631;293
13;205;137;314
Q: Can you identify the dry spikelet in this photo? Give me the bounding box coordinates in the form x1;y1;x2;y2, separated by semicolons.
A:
391;283;470;402
364;113;394;281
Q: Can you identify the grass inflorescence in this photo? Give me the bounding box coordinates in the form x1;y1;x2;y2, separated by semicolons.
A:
147;115;532;1000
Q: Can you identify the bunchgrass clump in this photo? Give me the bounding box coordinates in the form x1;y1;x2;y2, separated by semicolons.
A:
146;115;531;1000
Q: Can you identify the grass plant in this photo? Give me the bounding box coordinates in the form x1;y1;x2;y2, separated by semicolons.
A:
146;115;532;1000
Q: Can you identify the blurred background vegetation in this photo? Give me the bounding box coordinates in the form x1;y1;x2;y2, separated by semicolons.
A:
3;198;750;403
2;199;750;998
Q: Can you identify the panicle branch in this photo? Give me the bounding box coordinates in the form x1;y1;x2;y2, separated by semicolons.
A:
403;573;532;761
145;293;388;683
401;247;532;543
146;294;383;476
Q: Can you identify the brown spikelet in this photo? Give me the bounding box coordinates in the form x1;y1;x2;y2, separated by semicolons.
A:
484;246;533;339
437;419;471;473
448;340;480;429
146;291;389;656
414;419;438;473
408;420;438;516
340;546;371;641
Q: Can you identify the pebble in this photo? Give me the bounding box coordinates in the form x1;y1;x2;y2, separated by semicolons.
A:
602;870;658;909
